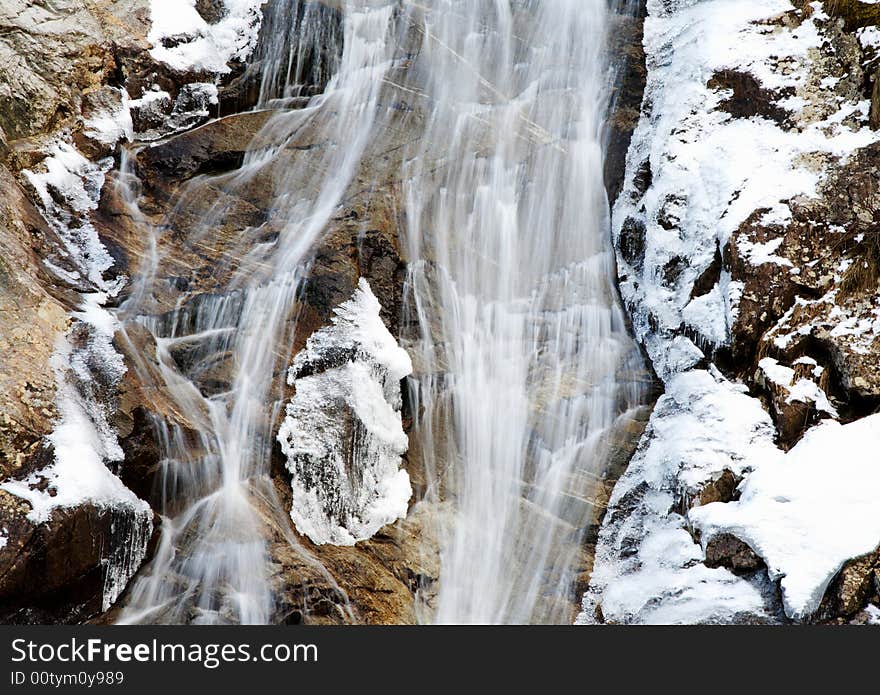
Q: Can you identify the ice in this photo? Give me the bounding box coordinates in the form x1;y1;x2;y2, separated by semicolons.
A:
82;87;134;147
580;369;780;624
4;137;151;611
23;142;116;287
757;357;837;417
277;279;413;546
586;0;880;624
614;0;880;378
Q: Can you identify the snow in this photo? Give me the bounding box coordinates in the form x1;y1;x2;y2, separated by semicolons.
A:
586;0;880;624
614;0;880;379
82;87;133;147
23;143;116;287
579;369;780;624
691;415;880;620
3;136;151;609
130;82;219;140
147;0;266;74
277;279;413;546
757;357;837;417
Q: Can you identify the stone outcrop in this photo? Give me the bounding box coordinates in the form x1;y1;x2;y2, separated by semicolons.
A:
0;0;244;623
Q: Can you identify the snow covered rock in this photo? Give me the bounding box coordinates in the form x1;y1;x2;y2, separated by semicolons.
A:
147;0;266;74
588;0;880;624
580;369;783;624
278;278;413;546
691;414;880;620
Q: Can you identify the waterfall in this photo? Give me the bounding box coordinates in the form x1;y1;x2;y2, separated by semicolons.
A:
114;0;645;625
399;0;644;623
117;1;399;624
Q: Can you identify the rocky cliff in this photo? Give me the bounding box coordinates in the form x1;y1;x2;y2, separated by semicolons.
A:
1;0;875;626
584;0;880;625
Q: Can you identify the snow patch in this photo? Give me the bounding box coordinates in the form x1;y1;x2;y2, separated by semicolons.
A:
588;0;880;624
148;0;266;74
691;415;880;620
614;0;880;378
23;143;116;287
579;370;780;624
83;87;134;147
277;279;413;546
757;357;837;417
4;137;151;610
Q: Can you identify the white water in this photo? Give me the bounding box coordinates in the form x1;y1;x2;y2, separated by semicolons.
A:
115;0;644;624
399;0;643;623
118;1;398;624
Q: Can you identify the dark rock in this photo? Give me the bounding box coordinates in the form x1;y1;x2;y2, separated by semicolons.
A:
138;110;275;184
195;0;227;24
691;242;723;299
0;495;154;624
698;469;742;506
822;0;880;32
707;70;791;125
870;69;880;130
618;216;647;269
817;546;880;621
704;533;765;574
631;158;653;197
604;2;648;204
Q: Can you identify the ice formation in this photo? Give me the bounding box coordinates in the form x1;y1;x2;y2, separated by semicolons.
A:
277;279;413;546
691;414;880;620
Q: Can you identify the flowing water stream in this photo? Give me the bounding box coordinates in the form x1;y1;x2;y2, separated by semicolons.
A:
116;0;644;625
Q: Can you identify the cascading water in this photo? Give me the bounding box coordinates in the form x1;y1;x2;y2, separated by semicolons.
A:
113;0;644;625
117;1;399;624
399;0;645;623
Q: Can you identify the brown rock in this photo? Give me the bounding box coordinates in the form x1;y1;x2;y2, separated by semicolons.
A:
817;546;880;622
698;469;742;506
704;533;765;574
0;491;155;624
138;110;275;184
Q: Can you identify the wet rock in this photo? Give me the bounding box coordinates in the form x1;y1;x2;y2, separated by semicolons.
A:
0;491;156;624
138;110;275;184
259;474;444;624
618;216;647;270
691;243;723;299
604;1;648;204
216;0;343;115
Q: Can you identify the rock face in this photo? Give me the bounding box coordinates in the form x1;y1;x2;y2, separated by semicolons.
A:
586;0;880;624
0;0;268;623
